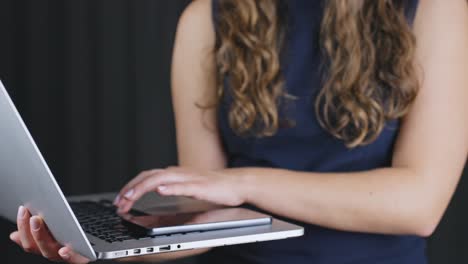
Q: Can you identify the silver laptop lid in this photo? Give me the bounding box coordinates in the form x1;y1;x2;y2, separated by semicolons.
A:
0;80;96;260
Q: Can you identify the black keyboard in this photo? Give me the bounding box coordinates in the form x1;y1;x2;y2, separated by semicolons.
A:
70;200;150;243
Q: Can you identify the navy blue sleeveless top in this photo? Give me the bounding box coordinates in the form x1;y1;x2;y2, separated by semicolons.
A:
202;1;425;263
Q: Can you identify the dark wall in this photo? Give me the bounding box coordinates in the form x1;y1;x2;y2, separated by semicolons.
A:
0;1;190;263
0;1;466;264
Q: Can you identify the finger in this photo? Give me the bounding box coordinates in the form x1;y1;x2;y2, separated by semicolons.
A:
116;169;178;208
114;169;162;205
17;206;40;254
157;183;202;200
117;170;190;213
10;231;22;247
29;216;62;261
117;170;187;213
59;246;90;264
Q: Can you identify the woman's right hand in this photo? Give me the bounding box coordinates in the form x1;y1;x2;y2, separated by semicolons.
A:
9;205;90;264
10;205;208;263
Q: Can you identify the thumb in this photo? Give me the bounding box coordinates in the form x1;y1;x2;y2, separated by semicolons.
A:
58;246;90;264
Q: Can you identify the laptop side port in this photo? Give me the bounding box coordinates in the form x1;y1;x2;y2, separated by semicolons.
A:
146;247;154;253
133;249;141;254
159;245;171;251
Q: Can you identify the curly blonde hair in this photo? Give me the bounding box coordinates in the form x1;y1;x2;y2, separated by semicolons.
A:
212;0;419;147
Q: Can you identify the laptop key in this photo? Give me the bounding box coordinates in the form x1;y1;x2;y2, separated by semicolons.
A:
70;201;152;243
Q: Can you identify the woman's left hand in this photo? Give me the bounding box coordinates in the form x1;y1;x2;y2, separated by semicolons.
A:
114;167;248;213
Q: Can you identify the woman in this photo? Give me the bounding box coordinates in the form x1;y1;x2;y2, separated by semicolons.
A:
9;0;468;263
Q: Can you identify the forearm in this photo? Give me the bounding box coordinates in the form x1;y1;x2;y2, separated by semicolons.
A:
239;167;443;237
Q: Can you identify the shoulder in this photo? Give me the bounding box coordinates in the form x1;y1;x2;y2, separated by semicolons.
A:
178;0;213;32
414;0;468;28
180;0;212;19
176;0;215;47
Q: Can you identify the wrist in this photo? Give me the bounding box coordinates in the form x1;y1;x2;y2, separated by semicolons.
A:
234;168;258;205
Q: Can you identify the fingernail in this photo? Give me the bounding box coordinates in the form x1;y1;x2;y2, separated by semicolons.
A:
59;249;70;260
113;195;121;205
18;206;26;219
158;185;167;192
30;217;41;232
124;189;134;199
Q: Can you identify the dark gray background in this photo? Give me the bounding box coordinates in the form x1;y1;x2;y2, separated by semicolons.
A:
0;1;466;263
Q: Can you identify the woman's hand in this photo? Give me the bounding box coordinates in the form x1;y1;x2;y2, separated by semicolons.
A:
9;206;90;264
114;167;248;213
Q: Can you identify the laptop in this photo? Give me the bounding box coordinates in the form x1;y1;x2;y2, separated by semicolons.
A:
0;80;304;261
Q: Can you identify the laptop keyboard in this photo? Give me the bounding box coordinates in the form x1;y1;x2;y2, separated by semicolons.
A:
70;200;150;243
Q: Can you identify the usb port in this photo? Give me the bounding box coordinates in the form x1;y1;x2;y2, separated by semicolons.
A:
159;245;171;251
146;248;154;253
133;249;141;254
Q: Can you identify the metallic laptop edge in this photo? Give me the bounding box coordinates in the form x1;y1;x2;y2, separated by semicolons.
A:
0;80;304;260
